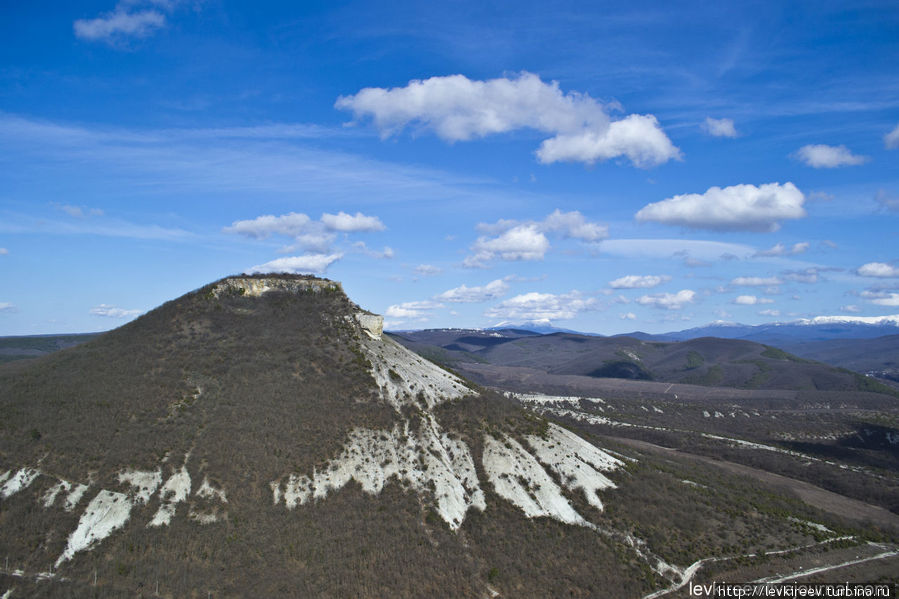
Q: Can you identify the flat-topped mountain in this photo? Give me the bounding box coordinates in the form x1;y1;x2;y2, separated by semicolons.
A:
2;276;894;597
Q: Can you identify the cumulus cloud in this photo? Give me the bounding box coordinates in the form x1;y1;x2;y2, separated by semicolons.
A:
731;276;782;286
464;210;606;267
484;291;596;321
225;211;385;270
857;262;899;278
224;212;313;239
794;144;867;168
620;312;637;320
702;117;738;138
0;302;16;312
464;225;550;268
537;114;682;167
733;295;774;305
871;293;899;307
321;211;386;232
385;300;444;320
755;242;809;257
246;253;342;275
635;289;695;310
608;274;670;289
758;309;780;317
541;210;608;242
336;72;680;168
841;305;860;313
90;304;142;318
414;264;442;276
435;279;509;303
74;1;178;42
635;182;806;232
885;124;899;149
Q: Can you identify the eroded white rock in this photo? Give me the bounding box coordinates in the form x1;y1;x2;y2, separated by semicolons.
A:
525;423;623;511
56;490;133;567
271;416;484;530
1;468;40;499
482;434;587;526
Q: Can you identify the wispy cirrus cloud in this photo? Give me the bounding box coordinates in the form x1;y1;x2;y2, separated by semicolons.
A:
336;72;681;168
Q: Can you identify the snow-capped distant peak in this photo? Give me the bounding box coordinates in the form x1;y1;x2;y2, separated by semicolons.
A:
796;314;899;326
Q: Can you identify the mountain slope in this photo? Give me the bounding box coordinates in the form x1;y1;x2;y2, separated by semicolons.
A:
0;276;684;597
394;329;896;394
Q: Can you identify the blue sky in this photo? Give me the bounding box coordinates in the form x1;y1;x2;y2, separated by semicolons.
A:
1;0;899;335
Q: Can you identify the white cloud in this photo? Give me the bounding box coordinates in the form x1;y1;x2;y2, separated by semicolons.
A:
74;1;172;42
755;242;809;257
414;264;442;276
225;211;386;263
635;182;806;232
537;113;682;167
635;289;695;310
0;302;16;312
465;210;606;267
608;274;670;289
0;248;7;255
794;144;867;168
321;211;385;232
484;291;596;321
841;305;860;313
465;224;550;267
733;295;774;305
702;117;738;138
541;210;608;242
336;72;680;168
884;124;899;149
435;279;509;303
871;293;899;307
90;304;142;319
857;262;899;278
224;212;312;239
620;312;637;320
385;300;444;320
245;253;342;275
732;276;782;286
758;309;780;317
